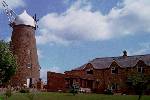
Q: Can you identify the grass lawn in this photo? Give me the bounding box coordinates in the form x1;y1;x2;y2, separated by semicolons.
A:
1;92;150;100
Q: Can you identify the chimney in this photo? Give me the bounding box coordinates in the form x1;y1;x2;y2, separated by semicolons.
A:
123;50;127;57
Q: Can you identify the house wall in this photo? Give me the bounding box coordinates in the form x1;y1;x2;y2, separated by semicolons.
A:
47;72;66;92
103;64;127;93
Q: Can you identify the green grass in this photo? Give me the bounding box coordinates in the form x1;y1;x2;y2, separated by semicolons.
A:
1;92;150;100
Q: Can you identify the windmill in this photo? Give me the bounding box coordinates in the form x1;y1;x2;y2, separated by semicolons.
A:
2;0;17;27
2;0;40;87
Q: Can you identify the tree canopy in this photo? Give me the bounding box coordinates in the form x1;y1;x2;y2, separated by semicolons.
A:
0;40;17;85
127;72;150;100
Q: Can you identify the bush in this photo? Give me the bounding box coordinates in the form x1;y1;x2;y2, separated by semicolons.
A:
104;89;114;95
5;89;12;97
4;88;12;100
19;89;30;93
69;83;80;95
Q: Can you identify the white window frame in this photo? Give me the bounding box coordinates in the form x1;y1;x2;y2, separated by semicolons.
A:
27;78;30;88
86;68;93;74
137;67;143;73
111;67;116;74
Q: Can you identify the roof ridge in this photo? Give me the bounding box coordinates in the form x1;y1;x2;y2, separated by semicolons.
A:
93;54;150;60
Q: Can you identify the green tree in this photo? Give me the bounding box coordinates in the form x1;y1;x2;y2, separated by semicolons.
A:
0;40;17;85
127;72;150;100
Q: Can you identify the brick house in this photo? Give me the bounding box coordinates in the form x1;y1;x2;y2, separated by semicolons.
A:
47;51;150;93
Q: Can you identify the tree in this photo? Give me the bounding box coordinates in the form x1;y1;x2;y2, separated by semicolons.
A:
127;72;150;100
0;40;17;85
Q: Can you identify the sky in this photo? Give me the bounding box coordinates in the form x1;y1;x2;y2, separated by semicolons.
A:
0;0;150;81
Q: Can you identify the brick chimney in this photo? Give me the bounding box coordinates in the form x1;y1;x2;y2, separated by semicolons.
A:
123;50;127;57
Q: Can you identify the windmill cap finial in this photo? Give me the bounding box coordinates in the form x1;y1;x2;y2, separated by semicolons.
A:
23;10;27;13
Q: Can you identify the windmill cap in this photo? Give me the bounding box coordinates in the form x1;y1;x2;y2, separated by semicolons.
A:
14;10;36;27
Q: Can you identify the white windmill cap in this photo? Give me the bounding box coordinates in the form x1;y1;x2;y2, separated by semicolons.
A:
14;10;36;27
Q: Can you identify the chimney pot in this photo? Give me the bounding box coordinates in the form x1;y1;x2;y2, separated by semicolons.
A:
123;50;127;57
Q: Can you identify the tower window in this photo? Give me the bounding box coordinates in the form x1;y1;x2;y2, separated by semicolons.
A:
111;67;118;74
27;63;32;68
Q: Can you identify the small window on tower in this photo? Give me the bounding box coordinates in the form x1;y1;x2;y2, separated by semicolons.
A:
27;63;32;68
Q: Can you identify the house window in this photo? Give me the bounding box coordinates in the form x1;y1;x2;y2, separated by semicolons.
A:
86;69;93;74
137;67;143;73
111;67;118;74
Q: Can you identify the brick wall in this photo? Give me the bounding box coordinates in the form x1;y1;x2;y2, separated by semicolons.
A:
46;55;150;94
62;60;150;93
47;72;66;92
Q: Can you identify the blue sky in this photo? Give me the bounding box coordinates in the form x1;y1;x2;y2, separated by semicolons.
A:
0;0;150;81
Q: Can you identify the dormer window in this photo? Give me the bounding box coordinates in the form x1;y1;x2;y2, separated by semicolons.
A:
137;67;143;73
86;69;93;74
111;67;118;74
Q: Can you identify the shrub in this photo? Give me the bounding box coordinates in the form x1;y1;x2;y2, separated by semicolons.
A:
19;89;30;93
5;89;12;97
4;88;12;100
69;83;80;95
104;89;114;95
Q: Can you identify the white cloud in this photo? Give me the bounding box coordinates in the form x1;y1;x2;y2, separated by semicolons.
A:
48;66;62;73
0;0;25;9
40;68;48;82
4;36;11;42
108;0;150;36
36;32;70;46
37;0;150;45
37;49;44;59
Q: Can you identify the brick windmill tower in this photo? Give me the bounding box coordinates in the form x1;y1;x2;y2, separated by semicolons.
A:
2;1;40;87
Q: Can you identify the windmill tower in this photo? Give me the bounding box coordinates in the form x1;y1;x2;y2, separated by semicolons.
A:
2;1;40;87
